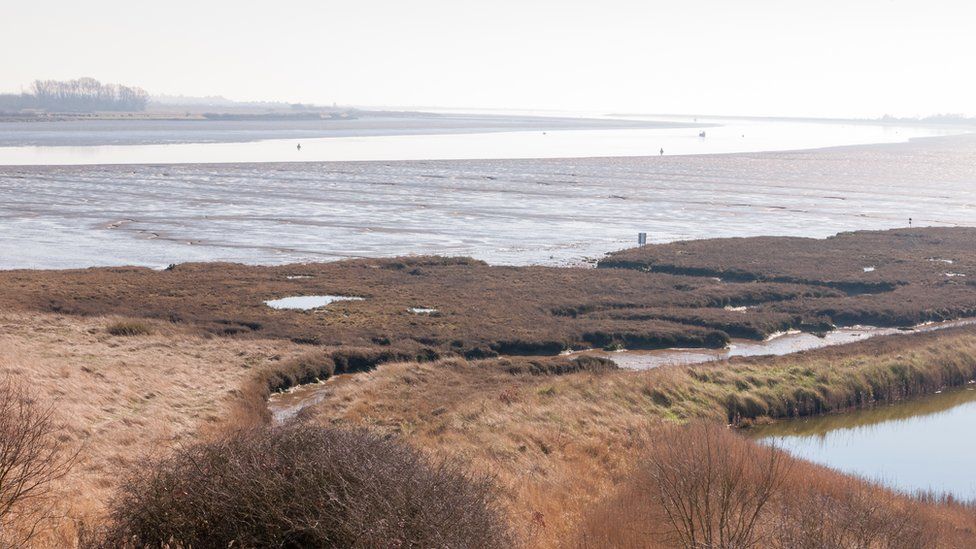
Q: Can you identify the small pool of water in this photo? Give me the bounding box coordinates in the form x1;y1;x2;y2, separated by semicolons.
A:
751;385;976;502
264;295;363;310
582;319;976;370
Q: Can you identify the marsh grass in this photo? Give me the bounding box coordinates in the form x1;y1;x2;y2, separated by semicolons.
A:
8;228;976;362
104;320;153;337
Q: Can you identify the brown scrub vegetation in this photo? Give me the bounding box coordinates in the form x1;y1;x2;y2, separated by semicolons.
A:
3;228;976;370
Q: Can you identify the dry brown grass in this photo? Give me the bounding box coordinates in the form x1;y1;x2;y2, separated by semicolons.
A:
5;310;976;546
302;326;976;546
0;311;304;545
6;228;976;545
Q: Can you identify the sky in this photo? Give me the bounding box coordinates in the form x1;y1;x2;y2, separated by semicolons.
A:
2;0;974;118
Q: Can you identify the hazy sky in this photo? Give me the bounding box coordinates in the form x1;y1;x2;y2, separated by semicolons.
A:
2;0;974;117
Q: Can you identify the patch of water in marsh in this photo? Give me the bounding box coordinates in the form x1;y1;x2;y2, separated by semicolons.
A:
264;295;363;310
751;385;976;502
582;318;976;370
268;373;357;423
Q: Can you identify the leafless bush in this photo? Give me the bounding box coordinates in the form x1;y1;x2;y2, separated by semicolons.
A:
771;477;937;549
95;422;511;548
0;377;76;547
577;421;790;548
644;422;790;548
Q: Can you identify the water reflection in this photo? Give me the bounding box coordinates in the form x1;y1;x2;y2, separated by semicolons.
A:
264;295;363;310
753;386;976;501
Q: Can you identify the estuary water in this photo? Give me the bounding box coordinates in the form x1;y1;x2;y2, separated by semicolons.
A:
0;115;973;270
0;117;952;166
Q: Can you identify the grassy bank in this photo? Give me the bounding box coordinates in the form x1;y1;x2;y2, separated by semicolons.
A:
301;325;976;545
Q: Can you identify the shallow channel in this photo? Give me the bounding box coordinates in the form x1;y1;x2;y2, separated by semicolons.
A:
578;318;976;370
268;318;976;424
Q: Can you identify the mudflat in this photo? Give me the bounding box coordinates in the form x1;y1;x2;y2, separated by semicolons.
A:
3;134;975;269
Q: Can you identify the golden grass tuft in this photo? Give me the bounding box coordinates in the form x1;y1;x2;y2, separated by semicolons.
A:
105;319;153;337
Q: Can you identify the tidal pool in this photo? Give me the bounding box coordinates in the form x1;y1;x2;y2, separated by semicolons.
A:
752;386;976;502
264;295;363;310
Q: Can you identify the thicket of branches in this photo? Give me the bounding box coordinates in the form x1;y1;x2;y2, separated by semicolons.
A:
0;78;149;112
92;423;512;548
0;377;76;547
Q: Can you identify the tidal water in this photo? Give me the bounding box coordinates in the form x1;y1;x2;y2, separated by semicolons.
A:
753;386;976;502
0;117;950;166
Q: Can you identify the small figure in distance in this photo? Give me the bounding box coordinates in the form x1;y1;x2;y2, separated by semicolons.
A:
297;143;302;151
659;147;664;156
909;217;913;227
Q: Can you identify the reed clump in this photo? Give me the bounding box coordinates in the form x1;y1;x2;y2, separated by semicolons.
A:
105;320;153;337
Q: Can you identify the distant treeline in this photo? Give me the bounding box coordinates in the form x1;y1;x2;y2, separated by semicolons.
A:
878;113;976;125
0;78;149;112
201;112;353;121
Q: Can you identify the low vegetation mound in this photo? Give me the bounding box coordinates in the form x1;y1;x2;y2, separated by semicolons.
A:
94;423;511;548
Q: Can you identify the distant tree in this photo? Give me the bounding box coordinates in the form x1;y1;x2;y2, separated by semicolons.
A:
26;77;148;112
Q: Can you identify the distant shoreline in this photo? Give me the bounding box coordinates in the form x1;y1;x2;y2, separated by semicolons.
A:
0;111;699;147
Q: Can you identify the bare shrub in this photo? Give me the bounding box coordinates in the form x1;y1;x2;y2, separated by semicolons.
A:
643;422;789;548
96;422;511;548
0;377;76;546
576;421;790;548
771;475;938;549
